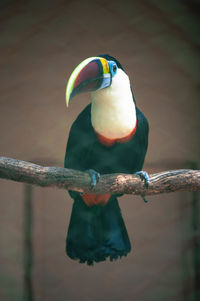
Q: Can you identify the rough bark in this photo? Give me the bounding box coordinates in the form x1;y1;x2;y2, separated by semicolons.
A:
0;156;199;195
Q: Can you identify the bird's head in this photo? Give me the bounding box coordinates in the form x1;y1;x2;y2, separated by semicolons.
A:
65;54;124;106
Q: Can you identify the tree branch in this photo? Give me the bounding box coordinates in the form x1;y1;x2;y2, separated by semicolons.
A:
0;156;199;195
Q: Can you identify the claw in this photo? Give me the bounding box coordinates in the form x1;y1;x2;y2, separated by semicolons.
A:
135;171;150;203
86;169;100;189
141;195;148;203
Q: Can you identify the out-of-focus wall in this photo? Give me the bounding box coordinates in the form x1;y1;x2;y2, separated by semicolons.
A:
0;1;199;300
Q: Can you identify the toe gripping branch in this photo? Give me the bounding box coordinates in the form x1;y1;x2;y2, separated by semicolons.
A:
86;169;100;189
135;171;150;203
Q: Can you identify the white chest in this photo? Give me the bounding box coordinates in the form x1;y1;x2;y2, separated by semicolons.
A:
91;69;136;139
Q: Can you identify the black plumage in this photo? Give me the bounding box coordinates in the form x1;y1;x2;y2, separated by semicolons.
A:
64;55;149;265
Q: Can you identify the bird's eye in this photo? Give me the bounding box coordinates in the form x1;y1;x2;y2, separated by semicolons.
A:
113;65;117;73
109;61;117;77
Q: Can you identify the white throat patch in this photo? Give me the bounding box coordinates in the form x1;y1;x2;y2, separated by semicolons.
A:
91;69;136;139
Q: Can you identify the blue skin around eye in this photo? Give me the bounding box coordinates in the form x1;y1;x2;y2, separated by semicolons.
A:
108;61;117;77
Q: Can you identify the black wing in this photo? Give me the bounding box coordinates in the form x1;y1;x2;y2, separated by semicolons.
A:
64;104;95;171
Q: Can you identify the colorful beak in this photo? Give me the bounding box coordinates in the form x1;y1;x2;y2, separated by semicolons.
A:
66;57;111;106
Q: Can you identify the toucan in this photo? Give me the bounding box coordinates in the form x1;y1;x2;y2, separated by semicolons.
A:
64;54;149;265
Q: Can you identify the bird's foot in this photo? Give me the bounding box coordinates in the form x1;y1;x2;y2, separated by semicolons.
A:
86;169;100;190
135;171;150;188
135;171;150;203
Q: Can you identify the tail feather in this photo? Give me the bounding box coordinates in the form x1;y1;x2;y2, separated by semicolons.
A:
66;195;131;265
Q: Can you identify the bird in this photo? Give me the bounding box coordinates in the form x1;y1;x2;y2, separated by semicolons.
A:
64;54;149;265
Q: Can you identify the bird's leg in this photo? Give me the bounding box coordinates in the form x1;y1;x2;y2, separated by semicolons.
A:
135;171;150;203
86;169;100;189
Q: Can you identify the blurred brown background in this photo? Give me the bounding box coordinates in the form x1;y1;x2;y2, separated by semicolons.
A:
0;0;199;300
